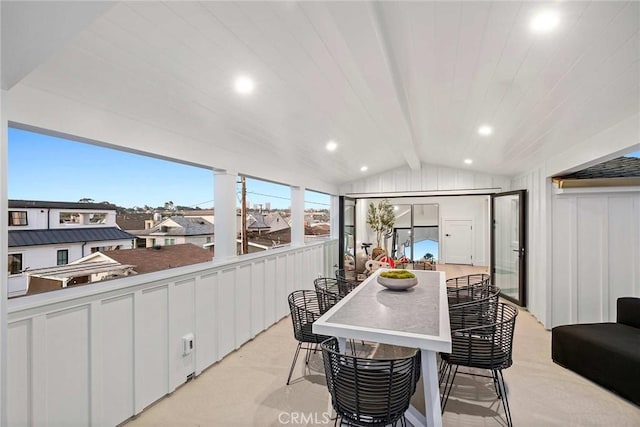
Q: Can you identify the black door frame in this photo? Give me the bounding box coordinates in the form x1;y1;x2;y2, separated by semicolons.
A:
338;196;356;269
490;190;527;307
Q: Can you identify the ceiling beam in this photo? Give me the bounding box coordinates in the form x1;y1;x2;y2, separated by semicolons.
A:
370;2;421;171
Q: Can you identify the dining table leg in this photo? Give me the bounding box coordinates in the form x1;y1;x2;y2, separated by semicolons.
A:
422;349;443;427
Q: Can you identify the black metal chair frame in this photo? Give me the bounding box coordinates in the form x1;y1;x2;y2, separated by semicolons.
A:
314;277;342;314
440;301;518;427
446;274;491;306
287;290;332;385
314;277;363;355
321;337;421;427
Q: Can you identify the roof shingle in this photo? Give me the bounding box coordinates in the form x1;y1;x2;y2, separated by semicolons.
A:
9;227;136;247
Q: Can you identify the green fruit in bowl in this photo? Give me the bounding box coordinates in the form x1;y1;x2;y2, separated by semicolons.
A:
379;270;415;279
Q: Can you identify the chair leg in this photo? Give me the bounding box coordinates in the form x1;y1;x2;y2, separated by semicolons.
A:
440;364;458;413
286;342;302;385
495;369;513;427
491;369;502;398
305;345;312;364
438;359;449;385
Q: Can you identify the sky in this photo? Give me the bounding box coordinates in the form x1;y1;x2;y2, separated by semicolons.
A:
8;127;331;210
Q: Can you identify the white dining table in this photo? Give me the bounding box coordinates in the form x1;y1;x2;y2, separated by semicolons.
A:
313;268;451;427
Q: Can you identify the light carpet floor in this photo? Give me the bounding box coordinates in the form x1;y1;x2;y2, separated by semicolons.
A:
125;268;639;427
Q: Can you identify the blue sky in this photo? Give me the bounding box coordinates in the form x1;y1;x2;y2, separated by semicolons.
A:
8;127;330;210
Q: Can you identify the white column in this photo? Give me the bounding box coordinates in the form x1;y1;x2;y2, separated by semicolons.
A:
214;170;238;260
330;195;340;240
290;186;305;246
1;88;9;426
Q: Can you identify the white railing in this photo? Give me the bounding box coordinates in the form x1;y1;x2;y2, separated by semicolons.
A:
7;239;338;427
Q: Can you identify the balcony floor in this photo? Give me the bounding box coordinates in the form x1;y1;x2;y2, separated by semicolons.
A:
125;280;640;426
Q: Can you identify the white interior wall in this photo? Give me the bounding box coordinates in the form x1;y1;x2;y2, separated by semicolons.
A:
512;118;640;329
340;162;510;195
355;196;490;267
551;190;640;327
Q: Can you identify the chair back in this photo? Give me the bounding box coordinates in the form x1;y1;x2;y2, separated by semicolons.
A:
288;290;329;344
446;302;518;370
336;277;359;297
447;274;491;306
314;278;341;314
321;338;421;426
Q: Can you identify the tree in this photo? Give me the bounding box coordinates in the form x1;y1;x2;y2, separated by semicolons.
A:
164;201;175;211
366;199;395;249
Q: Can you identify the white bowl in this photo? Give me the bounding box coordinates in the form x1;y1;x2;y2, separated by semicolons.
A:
377;276;418;291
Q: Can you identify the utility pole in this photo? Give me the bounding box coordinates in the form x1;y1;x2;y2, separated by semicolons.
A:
240;176;248;254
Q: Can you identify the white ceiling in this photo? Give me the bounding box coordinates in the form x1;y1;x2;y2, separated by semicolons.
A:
3;1;639;189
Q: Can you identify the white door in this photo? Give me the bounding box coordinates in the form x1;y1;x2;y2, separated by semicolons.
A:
443;220;473;264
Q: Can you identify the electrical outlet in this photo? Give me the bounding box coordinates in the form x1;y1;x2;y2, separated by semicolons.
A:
182;333;194;356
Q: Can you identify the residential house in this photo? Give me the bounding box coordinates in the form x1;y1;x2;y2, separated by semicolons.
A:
73;243;213;274
116;212;160;247
23;243;212;295
135;216;214;248
182;209;214;225
264;211;290;233
7;200;136;297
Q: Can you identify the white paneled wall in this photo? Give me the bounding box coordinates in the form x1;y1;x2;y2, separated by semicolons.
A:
512;167;552;327
551;192;640;327
7;240;338;427
340;163;510;194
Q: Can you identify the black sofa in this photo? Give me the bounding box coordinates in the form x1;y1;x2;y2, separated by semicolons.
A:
551;297;640;406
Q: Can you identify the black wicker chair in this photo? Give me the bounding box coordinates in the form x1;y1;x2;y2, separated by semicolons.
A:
447;285;501;333
287;290;332;385
446;273;491;306
336;277;360;297
314;277;342;314
321;337;421;427
440;301;518;427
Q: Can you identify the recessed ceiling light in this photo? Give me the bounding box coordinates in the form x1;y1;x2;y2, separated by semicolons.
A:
464;159;473;165
360;166;368;172
478;125;493;136
234;75;255;95
530;10;559;33
394;206;399;210
326;140;338;152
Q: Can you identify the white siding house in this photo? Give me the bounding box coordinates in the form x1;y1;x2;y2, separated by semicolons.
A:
8;200;136;297
135;216;214;248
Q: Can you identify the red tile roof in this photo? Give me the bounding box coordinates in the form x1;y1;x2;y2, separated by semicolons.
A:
102;243;212;274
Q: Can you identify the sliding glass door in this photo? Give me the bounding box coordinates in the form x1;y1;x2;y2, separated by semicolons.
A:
491;190;527;306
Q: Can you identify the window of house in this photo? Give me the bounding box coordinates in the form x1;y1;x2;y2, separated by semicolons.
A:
8;211;28;226
164;238;175;245
237;176;291;255
57;249;69;265
89;213;107;224
59;212;80;224
304;190;331;241
8;254;23;275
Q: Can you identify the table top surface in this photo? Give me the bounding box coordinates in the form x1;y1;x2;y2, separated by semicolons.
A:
314;269;451;353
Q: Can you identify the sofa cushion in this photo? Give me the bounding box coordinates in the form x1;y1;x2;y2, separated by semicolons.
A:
617;297;640;329
552;323;640;405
